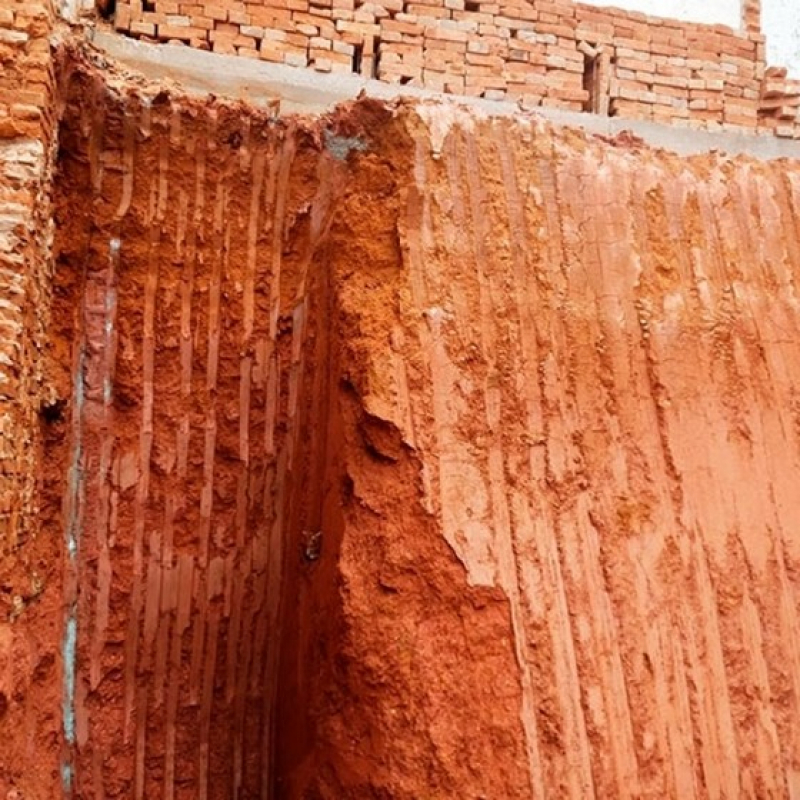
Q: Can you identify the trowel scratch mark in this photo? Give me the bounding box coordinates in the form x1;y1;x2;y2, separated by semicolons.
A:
533;152;597;800
237;356;251;527
250;137;291;781
138;118;178;789
89;104;106;196
270;130;296;340
264;339;278;458
629;163;712;798
491;123;550;800
260;156;296;786
286;297;306;470
199;182;226;567
228;359;250;731
133;159;165;794
558;151;641;797
178;134;202;478
164;554;193;800
261;141;281;460
740;172;800;773
190;173;228;777
157;123;170;223
154;557;175;707
61;215;121;789
225;552;246;702
124;170;160;745
198;557;224;800
115;110;136;220
261;448;287;800
404;134;439;525
161;133;203;799
188;572;207;705
245;148;266;341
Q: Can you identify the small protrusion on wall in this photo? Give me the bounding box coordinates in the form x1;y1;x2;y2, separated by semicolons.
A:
742;0;761;34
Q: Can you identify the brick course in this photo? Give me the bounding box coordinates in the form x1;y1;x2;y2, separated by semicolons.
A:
106;0;800;138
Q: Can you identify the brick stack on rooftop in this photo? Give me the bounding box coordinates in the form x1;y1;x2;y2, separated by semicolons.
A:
106;0;797;139
758;67;800;139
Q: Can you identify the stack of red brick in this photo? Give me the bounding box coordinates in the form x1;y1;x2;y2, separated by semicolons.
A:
107;0;789;138
758;66;800;139
0;0;57;140
579;5;764;130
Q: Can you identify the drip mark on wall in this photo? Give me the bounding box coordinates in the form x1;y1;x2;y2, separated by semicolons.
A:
62;236;120;793
62;327;85;793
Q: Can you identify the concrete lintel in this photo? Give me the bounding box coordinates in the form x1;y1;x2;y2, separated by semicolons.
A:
91;30;800;161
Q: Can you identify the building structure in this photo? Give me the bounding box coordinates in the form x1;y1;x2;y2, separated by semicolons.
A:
95;0;800;137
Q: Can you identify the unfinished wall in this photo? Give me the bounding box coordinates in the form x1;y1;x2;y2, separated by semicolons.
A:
3;8;800;795
0;0;64;796
276;102;800;799
109;0;775;133
49;59;332;798
40;44;800;798
0;0;57;549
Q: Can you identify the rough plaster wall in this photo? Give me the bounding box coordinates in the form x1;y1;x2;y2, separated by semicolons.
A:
48;56;369;798
6;28;800;800
761;0;800;77
285;104;800;799
580;0;742;29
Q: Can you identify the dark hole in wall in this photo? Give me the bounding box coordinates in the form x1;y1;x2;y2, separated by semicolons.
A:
40;397;66;424
372;37;381;79
608;55;618;116
583;53;598;113
95;0;116;19
465;0;480;11
352;43;363;75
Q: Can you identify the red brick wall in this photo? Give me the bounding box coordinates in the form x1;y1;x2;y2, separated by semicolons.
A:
106;0;800;137
0;0;63;795
0;0;57;549
0;0;58;535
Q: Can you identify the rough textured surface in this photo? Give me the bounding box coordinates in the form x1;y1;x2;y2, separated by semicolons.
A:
320;104;800;799
42;49;800;797
5;21;800;798
48;62;537;796
0;0;62;796
280;104;800;799
50;57;349;798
